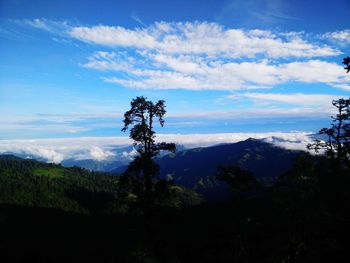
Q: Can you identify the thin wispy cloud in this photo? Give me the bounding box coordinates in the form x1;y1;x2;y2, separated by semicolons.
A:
169;107;333;119
13;18;71;36
0;106;335;141
228;93;342;107
322;29;350;45
216;0;301;27
130;13;147;27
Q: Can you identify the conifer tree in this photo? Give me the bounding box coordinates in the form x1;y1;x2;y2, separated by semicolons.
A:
308;57;350;169
121;96;176;215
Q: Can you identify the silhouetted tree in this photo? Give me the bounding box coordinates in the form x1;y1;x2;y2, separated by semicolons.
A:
307;58;350;169
307;99;350;162
280;154;316;182
343;56;350;73
121;96;176;215
216;165;259;197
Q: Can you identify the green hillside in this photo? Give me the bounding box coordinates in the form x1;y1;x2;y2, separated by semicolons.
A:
0;155;122;213
0;155;201;214
33;167;66;178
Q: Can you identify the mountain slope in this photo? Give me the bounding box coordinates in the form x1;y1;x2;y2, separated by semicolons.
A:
0;155;122;213
157;138;302;189
0;154;202;212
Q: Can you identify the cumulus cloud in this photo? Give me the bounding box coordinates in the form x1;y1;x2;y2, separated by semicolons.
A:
0;132;314;163
122;148;138;160
89;146;115;161
0;144;65;163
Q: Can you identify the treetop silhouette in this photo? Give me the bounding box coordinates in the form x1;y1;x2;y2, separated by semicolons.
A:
343;56;350;73
121;96;176;214
308;57;350;169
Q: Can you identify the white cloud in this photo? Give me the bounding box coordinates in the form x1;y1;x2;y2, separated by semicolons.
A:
156;132;314;150
17;18;71;36
262;134;314;152
0;137;131;163
82;51;134;72
168;107;333;119
0;107;338;141
122;148;138;160
0;144;65;163
95;57;349;91
279;60;349;83
23;18;51;31
18;19;349;91
228;93;342;107
70;25;157;48
72;22;347;90
323;29;350;44
0;113;123;137
0;132;315;163
89;146;115;161
70;22;339;58
332;84;350;91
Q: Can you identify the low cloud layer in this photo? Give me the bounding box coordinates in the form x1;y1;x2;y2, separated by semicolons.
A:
0;137;131;163
0;132;314;163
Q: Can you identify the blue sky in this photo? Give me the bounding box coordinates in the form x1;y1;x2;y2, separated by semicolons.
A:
0;0;350;140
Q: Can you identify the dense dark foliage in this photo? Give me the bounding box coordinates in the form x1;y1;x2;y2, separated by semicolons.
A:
216;165;261;197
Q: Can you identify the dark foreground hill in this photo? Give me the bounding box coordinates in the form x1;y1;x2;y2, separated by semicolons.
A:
1;183;349;263
1;151;350;262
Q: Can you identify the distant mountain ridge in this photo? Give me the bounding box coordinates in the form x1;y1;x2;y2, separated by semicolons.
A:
112;138;303;192
156;138;302;188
